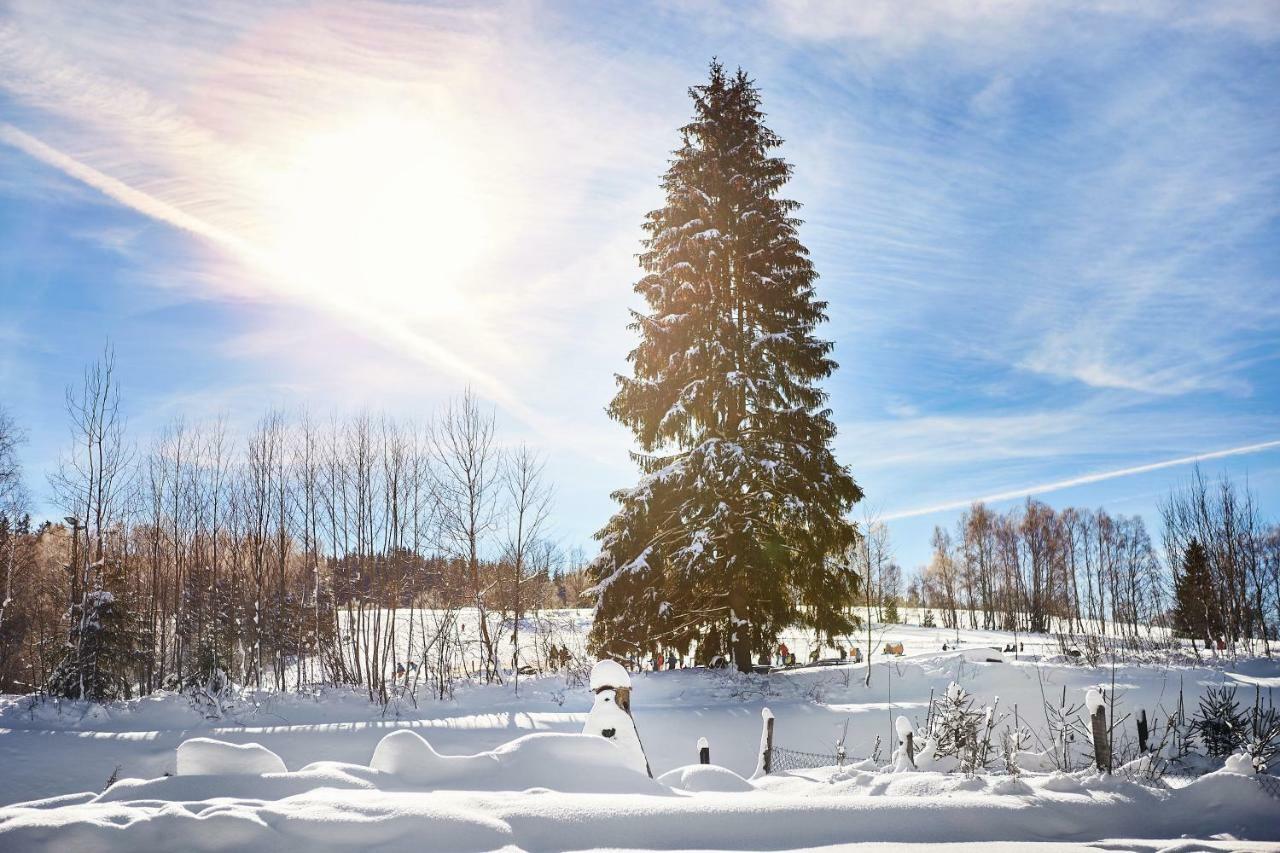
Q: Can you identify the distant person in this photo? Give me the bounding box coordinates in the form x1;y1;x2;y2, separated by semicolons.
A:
667;650;677;671
777;642;789;666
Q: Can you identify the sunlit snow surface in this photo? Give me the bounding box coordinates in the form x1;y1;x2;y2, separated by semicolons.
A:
2;615;1278;851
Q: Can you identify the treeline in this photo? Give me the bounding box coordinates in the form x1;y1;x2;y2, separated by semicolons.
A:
868;476;1279;655
917;502;1165;639
0;350;590;702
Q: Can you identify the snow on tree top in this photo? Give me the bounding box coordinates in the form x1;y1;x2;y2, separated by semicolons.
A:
590;659;632;691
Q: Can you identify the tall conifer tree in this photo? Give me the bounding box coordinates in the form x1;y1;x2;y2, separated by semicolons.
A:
1173;537;1220;654
588;63;863;672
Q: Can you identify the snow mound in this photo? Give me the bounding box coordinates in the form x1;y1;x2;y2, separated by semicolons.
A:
369;729;497;784
657;764;754;792
946;647;1006;664
589;658;631;690
489;732;664;794
1223;752;1253;775
98;761;376;804
1036;772;1085;793
175;738;286;776
369;730;665;794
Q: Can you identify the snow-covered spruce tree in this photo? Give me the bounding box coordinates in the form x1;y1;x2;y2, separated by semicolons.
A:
1171;538;1220;655
588;63;863;672
46;558;142;702
883;596;899;625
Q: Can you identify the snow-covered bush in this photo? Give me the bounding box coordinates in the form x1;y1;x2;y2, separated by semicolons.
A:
171;645;236;719
1002;728;1030;776
1041;687;1090;771
927;682;995;774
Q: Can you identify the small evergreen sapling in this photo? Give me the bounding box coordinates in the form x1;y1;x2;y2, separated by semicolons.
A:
928;681;994;774
883;597;899;625
1245;688;1280;773
1193;685;1247;757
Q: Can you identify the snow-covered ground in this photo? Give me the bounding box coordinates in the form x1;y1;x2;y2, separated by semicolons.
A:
2;620;1277;852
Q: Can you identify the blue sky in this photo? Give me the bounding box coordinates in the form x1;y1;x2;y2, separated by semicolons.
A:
1;0;1278;569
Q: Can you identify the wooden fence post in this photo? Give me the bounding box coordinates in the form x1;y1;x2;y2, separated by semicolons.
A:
905;732;916;768
752;707;775;778
698;737;710;765
1091;705;1111;772
1137;709;1149;753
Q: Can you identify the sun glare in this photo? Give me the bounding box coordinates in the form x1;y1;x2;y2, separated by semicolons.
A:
266;115;486;320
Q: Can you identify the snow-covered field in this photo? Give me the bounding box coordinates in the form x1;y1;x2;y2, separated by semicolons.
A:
2;620;1278;852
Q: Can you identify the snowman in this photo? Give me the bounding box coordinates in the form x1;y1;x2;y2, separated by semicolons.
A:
583;659;651;777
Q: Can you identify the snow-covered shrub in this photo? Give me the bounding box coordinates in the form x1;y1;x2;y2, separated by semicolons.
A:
172;645;235;719
927;682;996;774
1193;686;1247;757
1041;687;1090;771
1002;728;1030;776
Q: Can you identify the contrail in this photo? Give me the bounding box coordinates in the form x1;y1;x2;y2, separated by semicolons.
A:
881;438;1280;521
0;124;259;263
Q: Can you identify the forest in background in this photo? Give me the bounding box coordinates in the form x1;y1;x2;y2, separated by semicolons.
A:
2;348;1277;709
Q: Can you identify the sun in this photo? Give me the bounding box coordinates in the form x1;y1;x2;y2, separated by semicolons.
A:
265;114;486;321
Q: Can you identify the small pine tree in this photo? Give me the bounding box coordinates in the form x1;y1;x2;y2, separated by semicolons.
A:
929;682;986;772
1245;688;1280;773
46;559;141;702
1193;685;1247;757
883;597;899;625
922;609;936;628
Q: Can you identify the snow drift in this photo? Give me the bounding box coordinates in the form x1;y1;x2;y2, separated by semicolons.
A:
176;737;287;776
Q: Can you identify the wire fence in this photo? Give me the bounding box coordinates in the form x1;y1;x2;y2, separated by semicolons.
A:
768;745;849;774
1257;773;1280;800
